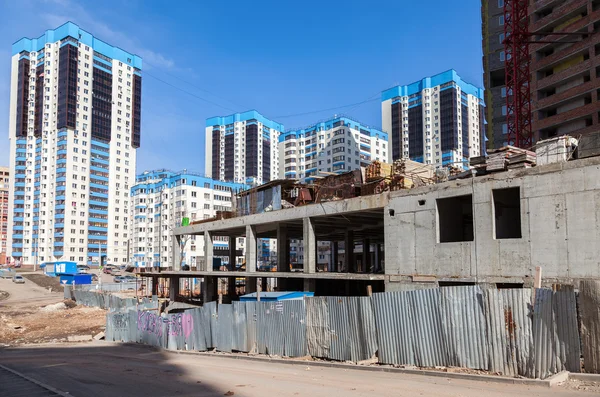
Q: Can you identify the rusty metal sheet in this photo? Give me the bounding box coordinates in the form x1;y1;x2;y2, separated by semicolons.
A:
484;288;533;377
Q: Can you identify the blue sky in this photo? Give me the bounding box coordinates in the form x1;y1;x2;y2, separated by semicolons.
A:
0;0;483;174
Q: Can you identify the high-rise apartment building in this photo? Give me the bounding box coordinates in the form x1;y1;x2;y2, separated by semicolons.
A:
482;0;600;148
7;22;142;266
381;70;485;169
130;170;246;270
481;0;508;149
205;110;284;185
0;167;9;263
279;116;388;183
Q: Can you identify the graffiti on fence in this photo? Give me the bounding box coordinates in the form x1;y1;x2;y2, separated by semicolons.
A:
112;312;129;330
138;311;164;338
137;311;194;339
167;312;194;338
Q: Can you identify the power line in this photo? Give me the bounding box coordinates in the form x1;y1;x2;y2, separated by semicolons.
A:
143;70;237;112
273;96;380;119
143;60;250;111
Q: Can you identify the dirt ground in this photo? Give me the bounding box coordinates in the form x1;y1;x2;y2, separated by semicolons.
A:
21;273;64;291
561;379;600;394
0;301;106;346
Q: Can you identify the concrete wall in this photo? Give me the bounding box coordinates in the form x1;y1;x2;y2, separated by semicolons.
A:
384;157;600;283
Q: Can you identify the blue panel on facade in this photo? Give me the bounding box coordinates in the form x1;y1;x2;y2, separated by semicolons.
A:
381;69;484;101
206;110;284;131
12;22;142;69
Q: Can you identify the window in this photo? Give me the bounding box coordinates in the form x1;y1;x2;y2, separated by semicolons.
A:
499;15;504;25
502;106;507;116
437;195;474;243
502;123;508;135
493;188;521;239
498;0;504;7
499;33;505;44
501;87;507;97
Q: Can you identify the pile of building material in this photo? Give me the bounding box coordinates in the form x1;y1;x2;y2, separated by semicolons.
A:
365;160;392;181
470;146;536;173
535;136;578;165
575;131;600;159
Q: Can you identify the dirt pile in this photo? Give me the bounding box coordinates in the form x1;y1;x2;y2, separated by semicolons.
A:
22;274;64;290
0;301;106;346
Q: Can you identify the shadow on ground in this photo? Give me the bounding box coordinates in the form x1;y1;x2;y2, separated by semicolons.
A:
0;342;234;397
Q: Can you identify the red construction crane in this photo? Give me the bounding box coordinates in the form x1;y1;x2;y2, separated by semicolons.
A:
503;0;531;149
503;0;589;149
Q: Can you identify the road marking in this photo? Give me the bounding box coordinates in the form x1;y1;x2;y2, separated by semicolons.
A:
39;363;69;368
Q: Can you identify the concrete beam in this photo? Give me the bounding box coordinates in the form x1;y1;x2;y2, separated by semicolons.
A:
204;231;213;272
246;225;257;272
303;217;316;274
173;193;390;236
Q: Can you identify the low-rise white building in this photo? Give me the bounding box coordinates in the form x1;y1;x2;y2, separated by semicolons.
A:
130;170;246;270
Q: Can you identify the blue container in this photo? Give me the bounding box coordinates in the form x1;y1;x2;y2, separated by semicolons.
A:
59;273;92;285
42;261;78;276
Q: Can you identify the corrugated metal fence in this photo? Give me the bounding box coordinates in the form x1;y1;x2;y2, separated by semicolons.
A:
102;286;597;379
73;290;158;312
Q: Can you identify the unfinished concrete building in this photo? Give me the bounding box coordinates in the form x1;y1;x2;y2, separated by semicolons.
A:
144;154;600;302
482;0;600;148
531;0;600;140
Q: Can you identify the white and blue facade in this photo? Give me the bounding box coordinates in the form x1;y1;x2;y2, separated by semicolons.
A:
205;110;283;185
381;70;485;169
7;22;142;266
279;116;388;183
130;170;247;269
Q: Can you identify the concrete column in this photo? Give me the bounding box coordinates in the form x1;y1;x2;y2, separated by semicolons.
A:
202;276;217;303
229;235;237;271
276;224;289;272
152;276;159;296
344;231;354;273
245;225;257;273
204;231;213;272
332;242;339;273
303;278;316;292
374;244;381;273
303;217;316;274
245;277;257;294
260;277;268;292
228;276;237;298
169;277;180;301
172;234;181;271
362;239;371;274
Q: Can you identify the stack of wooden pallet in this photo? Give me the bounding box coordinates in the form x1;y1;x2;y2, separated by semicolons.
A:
469;146;536;173
365;160;392;181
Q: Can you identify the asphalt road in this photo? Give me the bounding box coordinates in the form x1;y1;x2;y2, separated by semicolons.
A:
0;275;62;308
0;342;594;397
